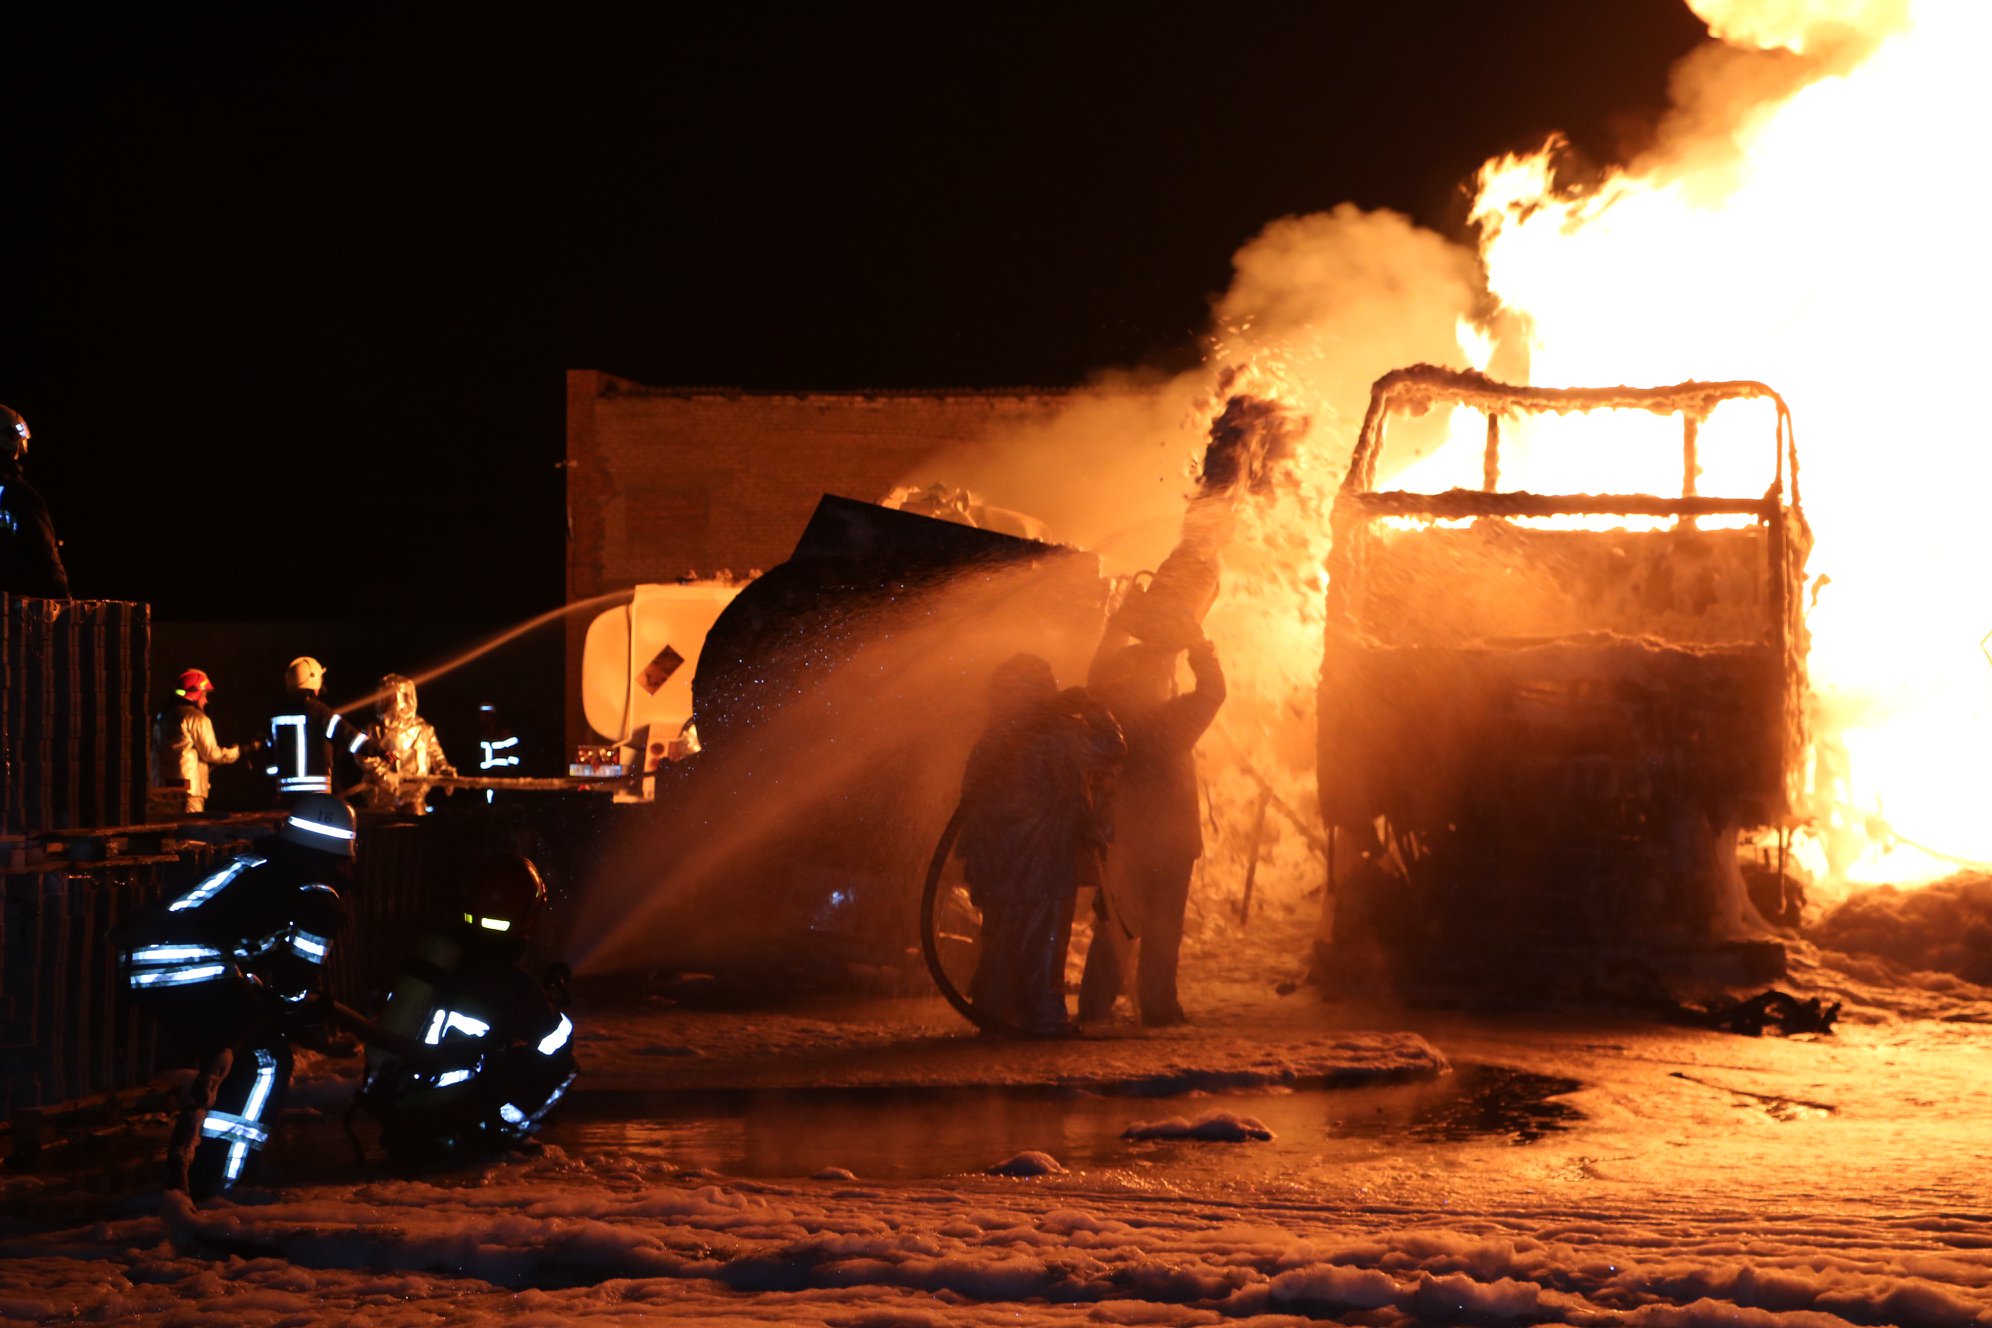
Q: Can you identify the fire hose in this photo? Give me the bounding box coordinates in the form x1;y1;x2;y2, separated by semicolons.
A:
325;999;454;1165
325;999;431;1062
918;801;1039;1039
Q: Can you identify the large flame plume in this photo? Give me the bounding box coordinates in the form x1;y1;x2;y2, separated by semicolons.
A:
1470;0;1986;886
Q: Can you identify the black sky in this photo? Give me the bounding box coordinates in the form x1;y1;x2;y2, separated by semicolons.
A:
0;3;1709;622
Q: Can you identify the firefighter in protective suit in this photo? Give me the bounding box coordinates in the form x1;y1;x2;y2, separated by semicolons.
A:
270;655;380;802
356;855;577;1169
956;654;1124;1037
149;668;244;816
117;794;357;1198
361;674;454;814
1078;636;1225;1027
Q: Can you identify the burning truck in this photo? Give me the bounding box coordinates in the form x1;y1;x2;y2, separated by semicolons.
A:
1316;365;1812;978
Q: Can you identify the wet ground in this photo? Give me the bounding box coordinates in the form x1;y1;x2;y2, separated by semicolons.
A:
555;1062;1583;1182
0;1058;1576;1226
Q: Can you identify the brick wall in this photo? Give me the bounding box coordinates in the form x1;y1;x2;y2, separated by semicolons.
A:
563;371;1069;748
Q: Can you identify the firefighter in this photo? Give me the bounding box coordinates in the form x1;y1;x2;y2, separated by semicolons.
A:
270;655;380;802
473;703;520;804
362;674;454;814
0;403;70;599
956;654;1124;1037
356;854;577;1169
476;703;520;772
1078;634;1225;1027
149;668;246;817
117;793;358;1198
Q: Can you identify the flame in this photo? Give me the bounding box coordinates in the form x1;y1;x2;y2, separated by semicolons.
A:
1190;0;1988;912
1447;0;1990;887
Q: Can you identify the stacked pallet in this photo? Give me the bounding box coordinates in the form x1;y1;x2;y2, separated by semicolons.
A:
0;840;225;1115
1;597;149;834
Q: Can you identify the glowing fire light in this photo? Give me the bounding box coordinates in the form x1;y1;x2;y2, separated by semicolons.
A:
1448;0;1989;887
912;0;1982;923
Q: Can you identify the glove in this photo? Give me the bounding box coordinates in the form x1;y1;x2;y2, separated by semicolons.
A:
289;988;330;1031
542;961;572;1005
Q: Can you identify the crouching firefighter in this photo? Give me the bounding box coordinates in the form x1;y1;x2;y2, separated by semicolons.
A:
116;794;358;1198
354;855;577;1169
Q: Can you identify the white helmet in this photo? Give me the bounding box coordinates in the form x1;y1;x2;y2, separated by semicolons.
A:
278;793;357;859
286;656;326;693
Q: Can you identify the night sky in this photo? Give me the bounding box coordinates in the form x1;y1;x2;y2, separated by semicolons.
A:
2;3;1707;624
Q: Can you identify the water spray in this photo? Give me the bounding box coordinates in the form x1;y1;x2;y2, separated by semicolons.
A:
329;589;634;715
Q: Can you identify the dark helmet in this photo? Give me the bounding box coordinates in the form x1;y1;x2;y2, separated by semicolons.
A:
278;793;358;859
464;854;546;936
987;652;1056;718
1092;643;1174;706
0;404;27;463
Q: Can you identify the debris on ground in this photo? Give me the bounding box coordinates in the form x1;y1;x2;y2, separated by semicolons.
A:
1122;1111;1275;1142
986;1150;1066;1177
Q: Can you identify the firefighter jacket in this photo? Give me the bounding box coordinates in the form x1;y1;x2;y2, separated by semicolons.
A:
363;715;452;812
958;687;1125;906
271;691;379;797
0;468;70;599
119;846;345;1012
362;925;577;1161
120;843;346;1195
151;701;241;813
477;725;520;772
1104;642;1225;864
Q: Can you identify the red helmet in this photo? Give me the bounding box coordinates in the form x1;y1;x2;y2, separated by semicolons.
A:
175;668;215;702
464;854;547;936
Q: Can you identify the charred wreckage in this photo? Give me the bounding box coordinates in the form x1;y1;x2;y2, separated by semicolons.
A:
1317;365;1812;982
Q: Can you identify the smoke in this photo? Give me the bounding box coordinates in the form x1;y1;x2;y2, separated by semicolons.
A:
575;197;1489;977
568;555;1105;978
891;206;1484;937
904;208;1482;576
901;373;1198;575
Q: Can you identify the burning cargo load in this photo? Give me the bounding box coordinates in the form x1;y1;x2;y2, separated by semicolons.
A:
1318;365;1812;972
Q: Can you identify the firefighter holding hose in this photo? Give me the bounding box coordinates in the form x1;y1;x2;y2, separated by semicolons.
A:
955;655;1124;1037
361;674;454;814
354;855;578;1168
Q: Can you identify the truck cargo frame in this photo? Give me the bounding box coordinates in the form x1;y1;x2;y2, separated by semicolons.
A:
1317;365;1812;960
